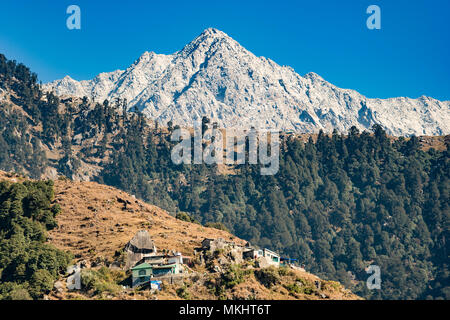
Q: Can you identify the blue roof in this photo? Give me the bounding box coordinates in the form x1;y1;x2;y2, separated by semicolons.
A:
280;257;298;261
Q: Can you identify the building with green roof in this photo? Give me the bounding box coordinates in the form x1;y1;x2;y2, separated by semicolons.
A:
131;262;180;287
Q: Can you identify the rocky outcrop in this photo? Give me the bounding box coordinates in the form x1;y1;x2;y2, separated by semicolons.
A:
124;230;157;269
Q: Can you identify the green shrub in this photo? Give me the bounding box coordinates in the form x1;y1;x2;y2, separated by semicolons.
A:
284;283;301;294
0;180;72;299
254;267;280;289
208;264;250;297
6;287;32;300
176;212;199;224
284;282;315;295
221;265;246;289
204;222;230;233
303;286;314;295
0;283;32;300
278;266;293;276
80;267;122;295
176;285;191;299
29;269;54;298
295;278;307;285
213;249;224;258
324;280;341;291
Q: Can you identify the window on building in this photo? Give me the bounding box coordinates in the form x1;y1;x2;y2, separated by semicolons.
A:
139;269;146;276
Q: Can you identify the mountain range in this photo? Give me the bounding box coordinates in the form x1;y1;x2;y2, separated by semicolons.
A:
44;28;450;136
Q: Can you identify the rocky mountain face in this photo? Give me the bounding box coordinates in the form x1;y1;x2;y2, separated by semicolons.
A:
44;28;449;136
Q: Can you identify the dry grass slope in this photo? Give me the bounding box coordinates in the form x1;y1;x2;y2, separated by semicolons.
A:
49;178;246;262
0;171;361;300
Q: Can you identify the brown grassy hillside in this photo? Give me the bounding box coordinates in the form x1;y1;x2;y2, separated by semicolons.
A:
0;171;361;300
48;177;246;261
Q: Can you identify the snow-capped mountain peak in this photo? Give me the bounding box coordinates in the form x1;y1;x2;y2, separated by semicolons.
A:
43;28;450;136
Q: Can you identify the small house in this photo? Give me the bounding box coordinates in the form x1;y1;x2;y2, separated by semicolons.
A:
181;255;193;267
139;252;183;268
131;254;184;287
141;255;166;266
66;265;81;290
168;253;183;266
151;263;179;277
131;262;181;287
262;248;280;266
243;248;263;259
201;238;234;252
243;247;280;267
131;263;152;287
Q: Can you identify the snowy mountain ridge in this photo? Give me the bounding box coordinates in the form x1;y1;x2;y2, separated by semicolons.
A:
43;28;450;136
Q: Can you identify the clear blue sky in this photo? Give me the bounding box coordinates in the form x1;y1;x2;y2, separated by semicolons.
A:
0;0;449;100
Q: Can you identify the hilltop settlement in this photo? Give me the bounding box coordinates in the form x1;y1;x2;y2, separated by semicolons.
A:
74;230;304;290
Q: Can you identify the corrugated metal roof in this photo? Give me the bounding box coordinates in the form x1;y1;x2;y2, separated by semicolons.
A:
152;264;176;269
131;262;152;270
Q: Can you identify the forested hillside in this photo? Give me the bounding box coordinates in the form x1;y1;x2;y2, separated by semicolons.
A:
0;177;72;299
0;53;448;300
